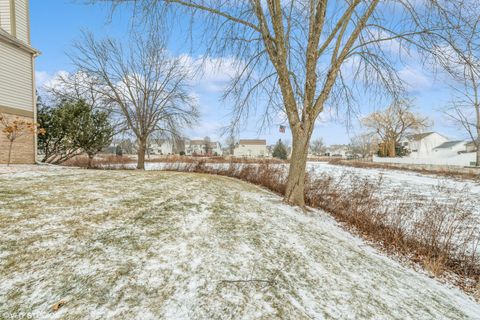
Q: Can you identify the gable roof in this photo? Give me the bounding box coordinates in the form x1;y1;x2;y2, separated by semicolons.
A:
239;139;267;145
188;140;205;145
187;139;219;147
433;140;465;150
406;132;435;141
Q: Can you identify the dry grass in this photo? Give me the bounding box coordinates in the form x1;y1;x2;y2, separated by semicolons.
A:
64;154;286;168
64;155;135;169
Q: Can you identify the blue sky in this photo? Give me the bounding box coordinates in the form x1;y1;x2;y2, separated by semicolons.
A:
30;1;461;146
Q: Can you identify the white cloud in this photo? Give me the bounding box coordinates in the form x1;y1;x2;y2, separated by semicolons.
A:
35;70;70;93
398;66;432;92
179;55;245;93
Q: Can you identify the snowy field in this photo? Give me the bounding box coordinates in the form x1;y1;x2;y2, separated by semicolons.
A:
1;168;479;319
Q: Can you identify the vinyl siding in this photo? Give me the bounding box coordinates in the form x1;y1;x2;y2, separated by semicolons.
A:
0;40;33;112
14;0;28;43
0;0;11;33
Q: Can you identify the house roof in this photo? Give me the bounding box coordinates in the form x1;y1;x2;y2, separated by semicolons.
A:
187;140;219;147
188;140;206;145
433;140;465;150
239;139;267;145
466;141;478;147
0;28;40;56
327;144;349;149
406;132;435;141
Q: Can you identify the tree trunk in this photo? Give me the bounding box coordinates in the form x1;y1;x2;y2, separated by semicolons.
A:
87;154;94;169
387;139;396;157
137;137;147;170
476;147;480;167
284;130;310;207
7;140;13;166
476;102;480;166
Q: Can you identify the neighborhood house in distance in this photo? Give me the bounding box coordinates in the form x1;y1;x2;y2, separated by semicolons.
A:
233;139;267;157
375;132;478;167
0;0;38;164
108;138;269;158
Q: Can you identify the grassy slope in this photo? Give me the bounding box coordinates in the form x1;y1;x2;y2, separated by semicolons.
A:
0;168;479;319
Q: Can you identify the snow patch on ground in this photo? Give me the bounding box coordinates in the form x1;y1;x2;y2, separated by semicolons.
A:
0;168;479;319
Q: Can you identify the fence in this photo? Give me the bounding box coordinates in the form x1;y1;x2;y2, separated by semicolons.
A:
372;153;476;167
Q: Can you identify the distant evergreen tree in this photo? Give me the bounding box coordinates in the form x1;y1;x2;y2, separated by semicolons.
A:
116;145;123;156
272;139;288;160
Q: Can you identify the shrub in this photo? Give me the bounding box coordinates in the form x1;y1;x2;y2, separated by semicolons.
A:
272;139;288;160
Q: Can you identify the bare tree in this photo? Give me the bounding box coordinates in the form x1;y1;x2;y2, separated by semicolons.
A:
309;138;325;156
46;71;110;110
0;114;42;166
203;136;212;155
362;100;429;157
70;31;199;169
349;133;378;159
225;134;236;156
102;0;451;206
431;1;480;166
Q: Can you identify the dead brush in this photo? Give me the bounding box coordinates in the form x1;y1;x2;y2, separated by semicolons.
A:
63;154;135;168
423;255;447;277
146;155;287;165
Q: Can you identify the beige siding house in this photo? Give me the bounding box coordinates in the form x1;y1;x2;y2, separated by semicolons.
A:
234;139;267;157
0;0;39;164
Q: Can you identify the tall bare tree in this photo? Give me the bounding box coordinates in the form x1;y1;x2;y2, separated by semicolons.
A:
102;0;450;206
71;31;199;169
431;0;480;166
362;100;429;157
310;138;325;156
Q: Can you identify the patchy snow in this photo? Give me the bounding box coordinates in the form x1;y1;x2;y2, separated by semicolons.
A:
306;162;480;203
1;168;479;319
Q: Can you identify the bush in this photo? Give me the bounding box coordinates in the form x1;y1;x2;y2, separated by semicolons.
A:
272;139;288;160
116;145;123;156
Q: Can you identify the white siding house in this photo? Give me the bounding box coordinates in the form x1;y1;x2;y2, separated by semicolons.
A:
374;134;477;167
432;141;467;158
400;132;449;158
0;0;39;164
234;139;267;157
325;144;350;158
149;140;174;155
185;139;222;156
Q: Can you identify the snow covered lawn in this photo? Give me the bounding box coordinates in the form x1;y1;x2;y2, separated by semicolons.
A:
1;168;479;319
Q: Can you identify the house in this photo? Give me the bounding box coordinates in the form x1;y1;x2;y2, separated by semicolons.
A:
185;139;222;156
0;0;39;164
466;141;478;153
325;144;350;158
148;139;174;155
234;139;267;157
400;132;448;158
148;138;185;155
432;140;467;158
